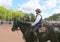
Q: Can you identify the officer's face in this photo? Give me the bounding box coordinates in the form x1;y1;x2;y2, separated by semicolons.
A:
35;11;39;14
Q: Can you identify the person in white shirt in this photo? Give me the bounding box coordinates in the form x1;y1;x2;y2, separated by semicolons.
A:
30;9;42;42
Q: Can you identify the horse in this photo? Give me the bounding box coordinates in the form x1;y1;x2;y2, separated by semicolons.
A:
51;23;60;42
11;19;34;42
11;19;58;42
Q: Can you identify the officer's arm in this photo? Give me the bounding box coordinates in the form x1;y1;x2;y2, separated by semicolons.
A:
31;15;41;26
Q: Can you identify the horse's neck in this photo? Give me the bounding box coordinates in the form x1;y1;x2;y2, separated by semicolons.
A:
17;20;30;35
18;24;28;35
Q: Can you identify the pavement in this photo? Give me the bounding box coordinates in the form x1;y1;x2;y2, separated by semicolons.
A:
0;24;25;42
0;24;50;42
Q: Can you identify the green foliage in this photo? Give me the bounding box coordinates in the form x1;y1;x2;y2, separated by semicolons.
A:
29;13;35;21
0;6;8;20
44;13;60;21
0;6;35;22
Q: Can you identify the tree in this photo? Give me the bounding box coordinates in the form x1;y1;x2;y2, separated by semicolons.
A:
0;6;35;22
44;13;60;21
29;13;35;22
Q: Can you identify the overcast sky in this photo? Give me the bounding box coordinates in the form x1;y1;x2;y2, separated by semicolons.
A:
0;0;60;18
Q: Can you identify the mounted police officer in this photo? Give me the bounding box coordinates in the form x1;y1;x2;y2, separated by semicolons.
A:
30;9;42;42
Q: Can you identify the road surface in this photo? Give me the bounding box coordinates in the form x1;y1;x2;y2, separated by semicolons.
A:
0;24;50;42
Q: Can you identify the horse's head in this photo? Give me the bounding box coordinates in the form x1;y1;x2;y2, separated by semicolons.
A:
11;19;19;31
11;18;31;33
11;19;33;42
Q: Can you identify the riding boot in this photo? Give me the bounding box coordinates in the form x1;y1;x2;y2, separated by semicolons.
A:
33;32;39;42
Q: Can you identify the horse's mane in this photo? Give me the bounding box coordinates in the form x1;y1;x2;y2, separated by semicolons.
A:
16;19;31;32
17;19;32;26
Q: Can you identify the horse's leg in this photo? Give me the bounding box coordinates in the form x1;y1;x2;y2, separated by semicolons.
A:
51;38;58;42
57;38;60;42
58;34;60;42
38;33;48;42
50;32;58;42
26;32;35;42
58;39;60;42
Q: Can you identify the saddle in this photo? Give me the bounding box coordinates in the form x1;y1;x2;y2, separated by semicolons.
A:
38;27;46;33
30;27;46;33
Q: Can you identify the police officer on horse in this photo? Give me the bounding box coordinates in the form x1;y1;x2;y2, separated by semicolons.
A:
30;9;42;42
